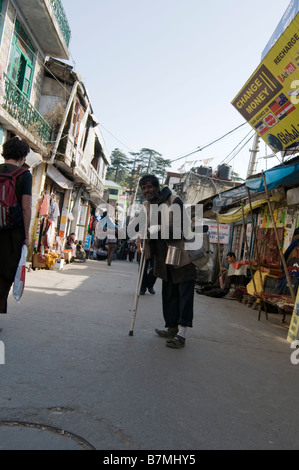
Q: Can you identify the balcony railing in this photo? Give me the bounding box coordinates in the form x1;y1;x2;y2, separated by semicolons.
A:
49;0;71;47
3;74;53;144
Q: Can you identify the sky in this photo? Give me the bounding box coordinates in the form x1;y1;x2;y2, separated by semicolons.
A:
61;0;292;180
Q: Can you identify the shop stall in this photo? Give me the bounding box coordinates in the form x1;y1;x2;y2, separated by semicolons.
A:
32;167;74;270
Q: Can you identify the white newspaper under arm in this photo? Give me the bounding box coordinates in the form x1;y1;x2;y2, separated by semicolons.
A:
13;245;27;302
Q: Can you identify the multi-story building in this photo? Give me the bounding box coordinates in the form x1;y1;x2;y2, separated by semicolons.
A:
104;180;129;226
0;0;110;258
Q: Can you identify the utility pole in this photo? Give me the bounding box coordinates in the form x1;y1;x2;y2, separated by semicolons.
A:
132;165;141;206
247;133;260;178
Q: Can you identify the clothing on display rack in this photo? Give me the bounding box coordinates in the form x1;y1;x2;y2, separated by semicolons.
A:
38;192;50;217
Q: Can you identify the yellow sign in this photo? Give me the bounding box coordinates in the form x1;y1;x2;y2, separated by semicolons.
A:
232;14;299;152
287;287;299;343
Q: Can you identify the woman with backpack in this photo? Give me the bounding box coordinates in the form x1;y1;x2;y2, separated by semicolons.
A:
0;136;32;316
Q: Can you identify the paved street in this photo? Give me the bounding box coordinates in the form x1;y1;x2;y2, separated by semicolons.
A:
0;258;298;450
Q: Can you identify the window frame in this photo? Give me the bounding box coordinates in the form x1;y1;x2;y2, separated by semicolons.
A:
7;19;35;99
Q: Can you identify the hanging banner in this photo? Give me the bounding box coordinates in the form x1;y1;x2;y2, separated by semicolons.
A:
232;11;299;153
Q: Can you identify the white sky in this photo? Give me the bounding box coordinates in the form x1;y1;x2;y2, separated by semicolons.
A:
62;0;292;179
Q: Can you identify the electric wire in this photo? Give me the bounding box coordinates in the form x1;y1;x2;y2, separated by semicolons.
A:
225;133;256;168
217;129;255;166
169;122;249;164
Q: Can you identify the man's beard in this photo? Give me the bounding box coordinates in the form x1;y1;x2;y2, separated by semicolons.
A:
147;190;160;202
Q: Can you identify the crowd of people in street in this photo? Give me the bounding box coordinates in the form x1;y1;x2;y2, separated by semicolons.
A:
0;136;234;351
1;136;298;352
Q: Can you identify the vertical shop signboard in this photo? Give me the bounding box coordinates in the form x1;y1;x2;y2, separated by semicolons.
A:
232;12;299;153
287;288;299;342
84;235;91;251
59;208;68;238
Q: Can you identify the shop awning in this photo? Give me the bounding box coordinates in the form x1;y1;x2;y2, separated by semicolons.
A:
212;184;249;213
46;165;74;190
89;196;107;208
245;163;299;192
217;194;283;223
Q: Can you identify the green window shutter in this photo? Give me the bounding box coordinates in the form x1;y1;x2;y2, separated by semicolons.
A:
7;19;34;98
23;63;33;97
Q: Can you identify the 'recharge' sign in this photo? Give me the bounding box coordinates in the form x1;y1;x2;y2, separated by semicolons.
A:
232;9;299;153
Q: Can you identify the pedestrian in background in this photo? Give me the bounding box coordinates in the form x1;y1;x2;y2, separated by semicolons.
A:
106;232;118;266
96;211;118;265
140;257;157;295
128;239;137;262
0;137;32;317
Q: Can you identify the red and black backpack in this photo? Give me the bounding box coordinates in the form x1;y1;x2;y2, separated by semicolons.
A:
0;167;27;230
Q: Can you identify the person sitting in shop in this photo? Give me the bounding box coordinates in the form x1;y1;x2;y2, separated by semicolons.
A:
65;232;76;260
75;240;87;262
283;228;299;268
220;252;249;292
197;252;249;298
278;227;299;295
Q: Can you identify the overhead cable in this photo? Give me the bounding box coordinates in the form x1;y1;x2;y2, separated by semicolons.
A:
218;129;255;166
169;122;248;163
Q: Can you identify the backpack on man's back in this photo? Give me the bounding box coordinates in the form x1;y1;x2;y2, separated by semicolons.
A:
0;167;27;230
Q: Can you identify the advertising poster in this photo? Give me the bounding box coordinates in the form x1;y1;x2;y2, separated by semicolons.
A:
84;234;91;250
232;9;299;153
204;220;231;244
287;287;299;342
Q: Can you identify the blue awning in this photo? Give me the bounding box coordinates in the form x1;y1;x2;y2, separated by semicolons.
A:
246;163;299;192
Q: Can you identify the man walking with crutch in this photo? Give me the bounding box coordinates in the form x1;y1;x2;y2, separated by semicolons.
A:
131;174;198;349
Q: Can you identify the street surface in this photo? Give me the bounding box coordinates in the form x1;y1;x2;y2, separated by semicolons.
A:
0;258;298;450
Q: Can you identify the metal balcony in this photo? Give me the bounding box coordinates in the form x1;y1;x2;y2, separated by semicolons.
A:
49;0;71;47
3;74;52;144
14;0;71;59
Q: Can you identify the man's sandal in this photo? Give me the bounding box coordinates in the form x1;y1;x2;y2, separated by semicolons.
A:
166;335;185;349
155;328;178;338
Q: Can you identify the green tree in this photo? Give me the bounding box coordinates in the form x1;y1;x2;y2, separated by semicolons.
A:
153;155;172;182
126;152;141;192
106;147;172;195
139;148;162;173
136;148;171;183
106;149;130;184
